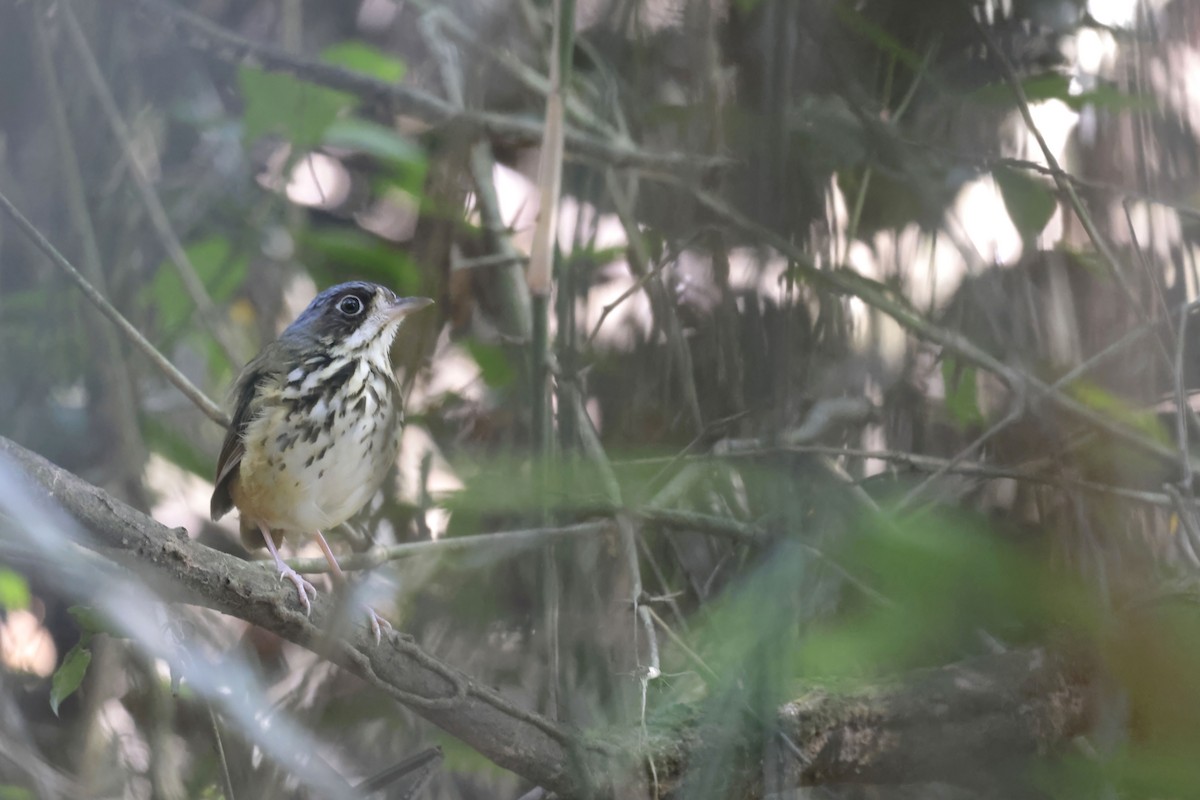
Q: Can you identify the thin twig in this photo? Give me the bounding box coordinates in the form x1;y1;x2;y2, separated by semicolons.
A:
124;0;724;174
571;389;662;682
286;520;614;573
709;442;1196;510
606;169;704;432
60;1;241;367
650;172;1199;475
32;11;147;483
645;605;719;683
0;188;230;428
1176;300;1196;487
971;12;1200;437
207;704;236;800
410;0;614;136
895;401;1024;512
467;142;533;340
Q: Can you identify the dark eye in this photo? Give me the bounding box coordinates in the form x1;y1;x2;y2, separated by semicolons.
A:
337;295;364;316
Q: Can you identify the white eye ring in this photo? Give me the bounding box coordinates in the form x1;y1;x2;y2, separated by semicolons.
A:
337;295;364;316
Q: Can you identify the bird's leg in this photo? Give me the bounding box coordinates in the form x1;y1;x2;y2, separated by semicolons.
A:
258;522;317;615
312;530;391;643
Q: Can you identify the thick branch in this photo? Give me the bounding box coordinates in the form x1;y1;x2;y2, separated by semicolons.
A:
777;648;1093;787
653;648;1094;797
1;436;1096;798
0;436;592;797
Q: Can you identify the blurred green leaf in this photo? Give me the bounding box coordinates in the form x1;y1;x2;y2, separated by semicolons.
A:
464;340;515;389
941;357;984;428
143;416;213;479
833;3;926;72
323;117;428;195
0;787;34;800
0;569;29;611
324;118;423;167
299;227;422;295
972;73;1073;106
321;42;406;82
1066;84;1155;112
238;66;355;148
799;510;1059;676
68;606;125;642
147;235;247;337
1069;381;1169;445
49;643;91;717
972;73;1153;115
993;166;1056;240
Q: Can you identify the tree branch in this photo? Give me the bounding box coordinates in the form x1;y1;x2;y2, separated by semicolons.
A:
121;0;726;176
0;434;1099;798
0;435;589;796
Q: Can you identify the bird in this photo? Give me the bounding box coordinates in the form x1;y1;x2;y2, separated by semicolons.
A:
210;281;432;641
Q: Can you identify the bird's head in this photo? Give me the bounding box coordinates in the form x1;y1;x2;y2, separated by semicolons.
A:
282;281;432;357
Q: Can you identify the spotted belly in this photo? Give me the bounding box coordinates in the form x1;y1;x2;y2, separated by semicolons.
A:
231;362;400;534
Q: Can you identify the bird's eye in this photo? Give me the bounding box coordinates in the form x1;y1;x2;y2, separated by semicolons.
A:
337;295;364;316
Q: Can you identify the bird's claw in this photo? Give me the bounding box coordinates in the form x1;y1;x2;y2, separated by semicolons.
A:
366;606;392;644
277;566;318;615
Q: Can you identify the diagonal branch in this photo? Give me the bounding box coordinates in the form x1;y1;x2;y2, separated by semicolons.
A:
0;435;589;796
0;188;230;428
1;434;1098;798
121;0;727;175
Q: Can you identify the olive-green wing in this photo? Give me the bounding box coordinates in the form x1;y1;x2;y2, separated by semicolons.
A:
210;350;280;521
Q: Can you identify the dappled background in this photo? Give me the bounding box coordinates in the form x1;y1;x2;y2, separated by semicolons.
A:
3;0;1200;797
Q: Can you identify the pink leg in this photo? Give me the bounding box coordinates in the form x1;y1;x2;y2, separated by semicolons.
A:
313;530;391;643
258;522;316;615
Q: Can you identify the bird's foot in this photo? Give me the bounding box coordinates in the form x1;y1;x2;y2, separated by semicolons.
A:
366;606;392;644
277;565;318;615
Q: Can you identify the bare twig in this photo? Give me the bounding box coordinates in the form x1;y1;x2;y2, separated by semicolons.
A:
467;142;533;340
652;173;1198;475
710;442;1195;510
895;400;1024;512
286;520;614;573
206;705;237;800
123;0;724;175
1175;300;1197;487
606;169;704;432
572;389;663;685
0;188;230;428
59;1;241;367
32;11;147;489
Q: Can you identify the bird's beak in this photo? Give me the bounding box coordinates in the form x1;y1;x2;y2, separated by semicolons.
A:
387;296;434;320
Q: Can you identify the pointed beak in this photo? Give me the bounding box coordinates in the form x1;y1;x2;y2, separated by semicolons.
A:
387;296;434;320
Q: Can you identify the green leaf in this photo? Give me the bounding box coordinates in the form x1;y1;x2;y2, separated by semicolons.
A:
972;73;1072;106
68;605;118;641
299;227;422;295
993;166;1056;240
1069;381;1170;445
142;416;214;479
321;42;406;82
238;66;356;148
1065;84;1155;113
49;643;91;717
324;118;423;166
941;357;984;428
833;3;926;72
147;235;248;337
465;340;515;388
0;569;29;611
0;787;35;800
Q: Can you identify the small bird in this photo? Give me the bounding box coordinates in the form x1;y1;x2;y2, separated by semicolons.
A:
211;281;432;640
